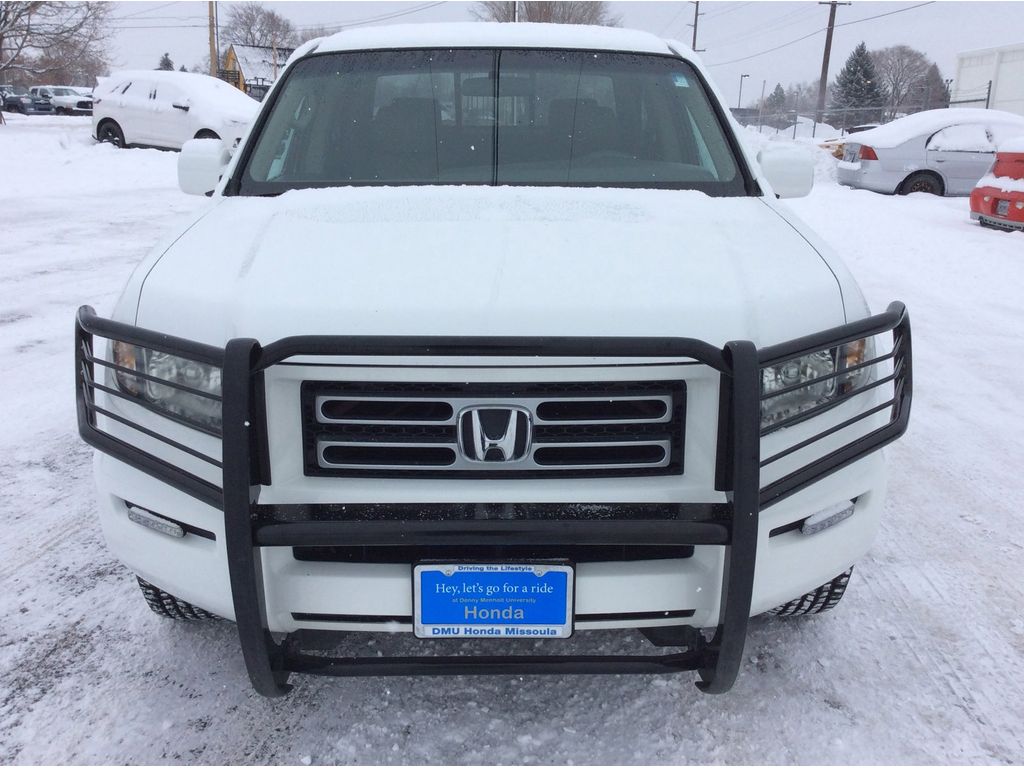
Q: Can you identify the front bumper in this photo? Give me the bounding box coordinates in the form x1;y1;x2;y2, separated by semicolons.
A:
75;304;912;696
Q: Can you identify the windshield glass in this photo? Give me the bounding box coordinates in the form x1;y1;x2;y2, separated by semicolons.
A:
238;49;747;195
52;88;75;96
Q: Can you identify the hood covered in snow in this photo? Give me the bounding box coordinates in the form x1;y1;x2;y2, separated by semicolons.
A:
135;186;845;350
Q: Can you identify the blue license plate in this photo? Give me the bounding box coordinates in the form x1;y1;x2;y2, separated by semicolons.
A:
414;563;574;639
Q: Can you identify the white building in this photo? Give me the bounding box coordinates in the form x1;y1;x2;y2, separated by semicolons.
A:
954;42;1024;116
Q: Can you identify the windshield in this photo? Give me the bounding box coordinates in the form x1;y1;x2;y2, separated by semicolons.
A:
237;49;748;195
53;88;75;96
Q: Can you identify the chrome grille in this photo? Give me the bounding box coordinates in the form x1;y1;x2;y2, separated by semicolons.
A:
301;380;685;478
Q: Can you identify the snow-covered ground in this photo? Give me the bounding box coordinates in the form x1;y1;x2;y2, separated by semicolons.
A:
1;113;1023;765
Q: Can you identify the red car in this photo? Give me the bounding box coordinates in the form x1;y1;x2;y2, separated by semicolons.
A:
971;138;1024;231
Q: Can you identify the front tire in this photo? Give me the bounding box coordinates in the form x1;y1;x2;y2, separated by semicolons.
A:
137;577;220;621
769;567;853;616
97;119;125;148
194;129;220;140
899;171;944;196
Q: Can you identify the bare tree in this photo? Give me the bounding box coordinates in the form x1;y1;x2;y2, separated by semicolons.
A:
294;25;334;45
870;45;930;119
0;2;110;81
223;1;296;48
473;1;620;26
30;38;108;85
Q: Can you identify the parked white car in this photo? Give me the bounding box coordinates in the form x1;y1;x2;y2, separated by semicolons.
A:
75;23;912;697
29;85;93;115
837;108;1024;195
92;70;259;150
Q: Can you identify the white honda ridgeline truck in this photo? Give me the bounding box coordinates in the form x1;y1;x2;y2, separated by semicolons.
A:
76;23;912;696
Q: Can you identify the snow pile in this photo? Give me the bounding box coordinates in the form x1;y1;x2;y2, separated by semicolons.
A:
848;107;1024;149
0;113;193;195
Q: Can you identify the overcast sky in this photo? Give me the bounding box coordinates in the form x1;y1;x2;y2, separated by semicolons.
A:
107;0;1024;106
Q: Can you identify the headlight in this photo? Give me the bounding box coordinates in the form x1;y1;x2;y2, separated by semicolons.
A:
111;341;222;431
760;338;873;430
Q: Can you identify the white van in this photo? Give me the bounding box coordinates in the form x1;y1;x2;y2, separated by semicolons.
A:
76;23;912;696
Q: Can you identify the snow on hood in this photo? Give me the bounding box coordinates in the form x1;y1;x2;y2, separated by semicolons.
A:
849;108;1024;149
136;186;845;350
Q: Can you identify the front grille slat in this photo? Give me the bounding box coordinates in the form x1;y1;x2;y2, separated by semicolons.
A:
302;380;685;478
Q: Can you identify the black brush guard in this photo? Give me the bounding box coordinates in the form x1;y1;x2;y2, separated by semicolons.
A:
75;303;912;696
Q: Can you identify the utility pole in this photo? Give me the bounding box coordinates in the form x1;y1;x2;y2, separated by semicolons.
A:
738;73;749;109
758;79;766;132
208;1;218;77
214;2;220;66
513;0;519;22
687;1;705;53
815;1;850;127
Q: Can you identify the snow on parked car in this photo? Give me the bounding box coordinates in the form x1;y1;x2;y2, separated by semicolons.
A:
29;85;93;115
92;70;259;150
837;108;1024;196
971;136;1024;231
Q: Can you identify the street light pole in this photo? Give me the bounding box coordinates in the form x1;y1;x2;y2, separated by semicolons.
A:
738;73;749;110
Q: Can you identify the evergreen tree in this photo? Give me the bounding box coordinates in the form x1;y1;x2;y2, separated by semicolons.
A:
829;42;887;126
919;63;950;111
764;83;786;114
178;64;187;72
157;52;174;71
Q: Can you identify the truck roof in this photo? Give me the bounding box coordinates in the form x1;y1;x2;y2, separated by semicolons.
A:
313;22;680;57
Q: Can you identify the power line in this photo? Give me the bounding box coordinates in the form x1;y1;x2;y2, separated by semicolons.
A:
706;1;935;67
835;1;935;28
112;1;446;33
702;2;754;21
706;6;817;50
292;2;447;32
660;3;689;37
115;1;181;20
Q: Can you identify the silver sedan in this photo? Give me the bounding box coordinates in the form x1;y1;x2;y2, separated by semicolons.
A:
837;108;1024;196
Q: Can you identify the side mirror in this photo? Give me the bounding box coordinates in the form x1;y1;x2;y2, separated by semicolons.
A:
757;144;815;199
178;138;230;196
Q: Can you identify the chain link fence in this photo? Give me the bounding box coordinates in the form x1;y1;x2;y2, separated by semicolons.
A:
732;81;995;140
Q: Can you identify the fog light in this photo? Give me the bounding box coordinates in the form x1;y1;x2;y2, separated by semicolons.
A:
801;500;855;536
127;504;185;538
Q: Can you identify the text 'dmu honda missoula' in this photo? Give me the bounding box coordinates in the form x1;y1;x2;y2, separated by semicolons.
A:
75;22;912;696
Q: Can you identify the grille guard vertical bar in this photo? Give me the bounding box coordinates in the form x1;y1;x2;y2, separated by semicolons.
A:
698;340;760;693
222;337;291;697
